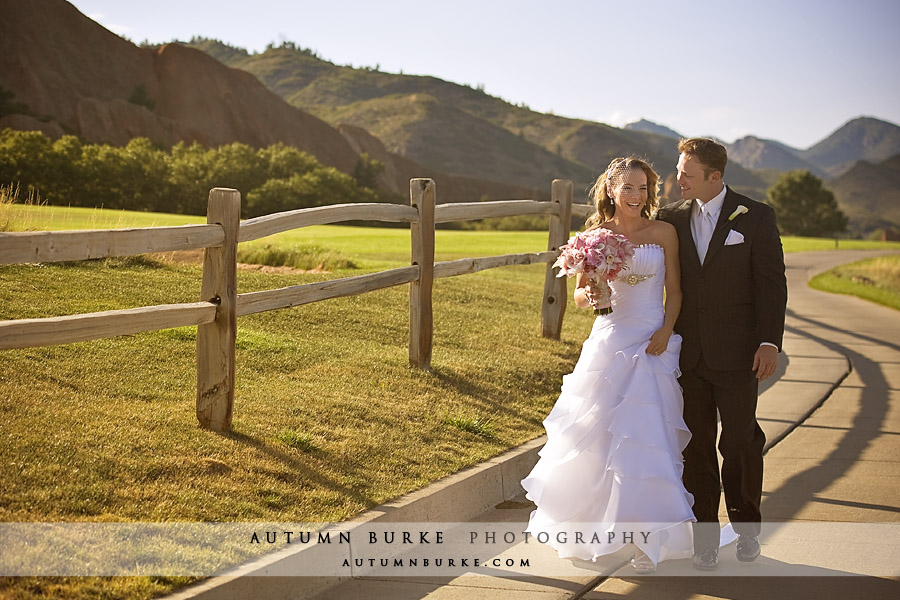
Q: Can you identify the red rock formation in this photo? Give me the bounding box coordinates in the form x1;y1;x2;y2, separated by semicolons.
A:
0;0;548;202
0;0;359;173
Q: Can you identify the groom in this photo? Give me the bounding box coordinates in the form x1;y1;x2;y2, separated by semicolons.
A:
658;138;787;570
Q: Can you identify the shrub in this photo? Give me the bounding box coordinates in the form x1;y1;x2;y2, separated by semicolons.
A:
237;244;357;271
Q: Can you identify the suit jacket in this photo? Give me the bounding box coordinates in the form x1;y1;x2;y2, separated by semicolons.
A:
657;187;787;372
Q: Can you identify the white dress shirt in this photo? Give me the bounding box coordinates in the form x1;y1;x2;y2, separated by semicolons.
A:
691;184;727;264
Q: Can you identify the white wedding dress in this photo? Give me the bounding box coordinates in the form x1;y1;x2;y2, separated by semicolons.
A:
522;244;696;566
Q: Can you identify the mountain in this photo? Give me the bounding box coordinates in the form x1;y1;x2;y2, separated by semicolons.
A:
728;136;826;177
828;153;900;235
186;40;769;201
800;117;900;177
624;119;682;139
189;41;596;191
0;0;541;204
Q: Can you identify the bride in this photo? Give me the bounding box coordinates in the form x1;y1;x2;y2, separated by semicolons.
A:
521;156;693;574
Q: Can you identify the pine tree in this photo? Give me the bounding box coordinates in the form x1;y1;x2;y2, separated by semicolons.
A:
766;170;848;237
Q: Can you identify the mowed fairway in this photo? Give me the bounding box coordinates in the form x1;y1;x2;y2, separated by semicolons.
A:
2;203;557;268
1;204;596;525
7;203;899;263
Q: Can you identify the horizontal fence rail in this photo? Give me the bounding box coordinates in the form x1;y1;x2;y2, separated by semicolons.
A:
240;203;420;243
0;302;218;350
570;203;594;219
0;179;584;432
0;224;225;265
433;251;559;279
434;199;556;224
237;267;420;316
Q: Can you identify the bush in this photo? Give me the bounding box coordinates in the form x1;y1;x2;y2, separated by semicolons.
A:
127;84;156;110
0;129;382;218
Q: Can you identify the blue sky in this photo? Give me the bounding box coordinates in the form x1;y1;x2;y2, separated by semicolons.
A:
69;0;900;149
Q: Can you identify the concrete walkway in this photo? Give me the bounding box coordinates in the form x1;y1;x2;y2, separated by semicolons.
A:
171;250;900;600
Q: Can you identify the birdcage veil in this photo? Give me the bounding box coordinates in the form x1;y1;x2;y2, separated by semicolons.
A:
586;157;660;228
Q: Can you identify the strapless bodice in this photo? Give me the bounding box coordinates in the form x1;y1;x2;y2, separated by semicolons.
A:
606;244;665;321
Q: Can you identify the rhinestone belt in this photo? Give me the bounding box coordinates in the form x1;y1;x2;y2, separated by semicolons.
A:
617;272;655;286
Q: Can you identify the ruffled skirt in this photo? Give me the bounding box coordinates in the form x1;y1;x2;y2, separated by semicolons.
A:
522;313;695;565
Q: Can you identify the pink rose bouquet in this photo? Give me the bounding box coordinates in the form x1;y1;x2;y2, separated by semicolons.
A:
553;228;635;315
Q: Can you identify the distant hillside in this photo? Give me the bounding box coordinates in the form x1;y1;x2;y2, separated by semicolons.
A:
317;92;594;191
190;41;598;191
728;136;825;177
187;39;769;201
828;153;900;235
624;119;682;139
800;117;900;177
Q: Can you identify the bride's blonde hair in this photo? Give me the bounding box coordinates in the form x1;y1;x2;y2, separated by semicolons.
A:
586;156;660;229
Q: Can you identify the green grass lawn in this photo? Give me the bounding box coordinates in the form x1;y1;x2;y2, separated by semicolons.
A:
2;203;899;599
6;202;900;268
1;257;587;522
0;204;594;599
809;254;900;311
2;203;557;269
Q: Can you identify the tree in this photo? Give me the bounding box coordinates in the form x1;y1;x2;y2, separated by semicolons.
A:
120;137;170;211
258;143;319;180
766;170;848;237
351;152;384;190
208;142;267;199
0;129;55;193
0;85;32;118
127;84;155;111
166;141;217;214
244;168;377;218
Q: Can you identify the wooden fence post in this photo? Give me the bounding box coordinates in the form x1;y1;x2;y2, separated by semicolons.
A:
409;178;435;369
541;179;573;339
196;187;240;432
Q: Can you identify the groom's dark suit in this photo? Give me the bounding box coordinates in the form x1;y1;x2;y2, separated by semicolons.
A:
658;187;787;551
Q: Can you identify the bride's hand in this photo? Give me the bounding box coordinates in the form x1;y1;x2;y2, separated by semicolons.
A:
576;282;596;309
646;326;672;356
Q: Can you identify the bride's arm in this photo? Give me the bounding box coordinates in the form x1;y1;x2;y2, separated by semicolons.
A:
647;223;682;355
574;272;592;309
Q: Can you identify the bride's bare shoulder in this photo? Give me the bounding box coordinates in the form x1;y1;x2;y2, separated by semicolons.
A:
647;219;675;233
646;219;678;247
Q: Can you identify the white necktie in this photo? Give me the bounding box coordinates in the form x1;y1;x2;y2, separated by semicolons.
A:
696;206;716;264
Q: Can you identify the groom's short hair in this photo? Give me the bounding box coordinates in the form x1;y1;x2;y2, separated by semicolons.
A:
678;138;727;179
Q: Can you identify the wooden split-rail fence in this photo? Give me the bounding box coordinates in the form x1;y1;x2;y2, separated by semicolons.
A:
0;179;592;432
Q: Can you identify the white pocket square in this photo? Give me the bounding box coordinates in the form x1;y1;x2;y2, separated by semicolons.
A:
725;230;744;245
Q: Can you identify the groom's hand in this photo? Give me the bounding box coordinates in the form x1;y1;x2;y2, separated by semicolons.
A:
753;345;778;381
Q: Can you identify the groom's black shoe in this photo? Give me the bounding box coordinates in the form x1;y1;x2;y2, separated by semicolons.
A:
736;535;761;562
692;547;718;571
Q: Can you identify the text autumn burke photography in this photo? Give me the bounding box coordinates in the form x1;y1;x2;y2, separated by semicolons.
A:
247;528;653;546
246;526;653;571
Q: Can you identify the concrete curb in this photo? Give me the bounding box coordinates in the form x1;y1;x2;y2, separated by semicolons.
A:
164;438;547;599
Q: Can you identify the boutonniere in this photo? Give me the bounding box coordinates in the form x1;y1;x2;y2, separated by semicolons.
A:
728;205;749;221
